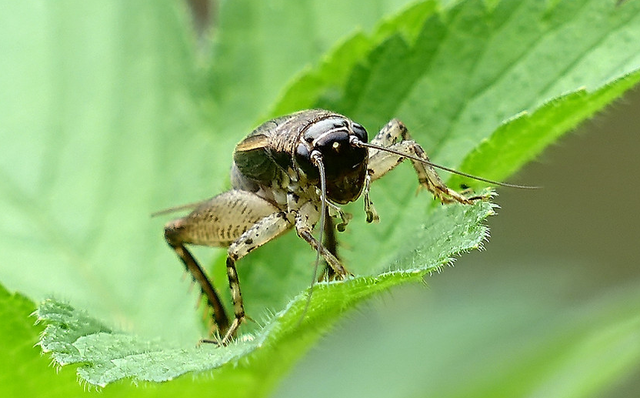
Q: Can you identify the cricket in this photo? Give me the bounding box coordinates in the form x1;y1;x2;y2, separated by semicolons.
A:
160;109;527;345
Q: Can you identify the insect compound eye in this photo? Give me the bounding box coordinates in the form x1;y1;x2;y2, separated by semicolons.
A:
302;117;347;143
351;123;368;144
295;142;320;181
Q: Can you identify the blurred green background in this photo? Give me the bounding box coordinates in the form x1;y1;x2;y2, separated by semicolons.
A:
275;87;640;397
1;0;639;396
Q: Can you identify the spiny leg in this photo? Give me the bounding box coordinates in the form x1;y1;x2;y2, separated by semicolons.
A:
165;241;230;335
368;119;485;205
164;190;283;342
218;211;294;345
295;201;350;279
318;202;355;280
221;254;244;345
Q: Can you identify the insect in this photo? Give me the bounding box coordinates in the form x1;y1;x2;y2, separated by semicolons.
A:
161;109;523;345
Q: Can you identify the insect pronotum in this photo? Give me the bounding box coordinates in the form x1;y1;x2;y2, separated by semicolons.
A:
159;109;531;345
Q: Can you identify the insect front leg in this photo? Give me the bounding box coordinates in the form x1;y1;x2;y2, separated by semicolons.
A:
368;119;484;205
294;201;351;279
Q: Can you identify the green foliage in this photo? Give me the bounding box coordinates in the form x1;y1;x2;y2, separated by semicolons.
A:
0;285;77;398
34;201;495;387
1;0;640;396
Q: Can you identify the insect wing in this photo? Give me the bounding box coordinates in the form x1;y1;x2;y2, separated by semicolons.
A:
232;112;309;185
233;133;282;184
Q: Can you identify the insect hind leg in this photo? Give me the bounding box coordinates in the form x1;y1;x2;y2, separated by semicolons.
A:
164;190;288;344
163;234;230;336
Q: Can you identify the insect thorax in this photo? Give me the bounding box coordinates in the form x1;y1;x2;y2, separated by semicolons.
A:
232;109;369;207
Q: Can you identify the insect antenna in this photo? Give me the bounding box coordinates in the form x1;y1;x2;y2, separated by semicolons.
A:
352;139;539;189
297;152;328;327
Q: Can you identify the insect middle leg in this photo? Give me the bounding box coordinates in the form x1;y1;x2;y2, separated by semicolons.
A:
221;200;352;343
221;211;294;345
367;119;485;204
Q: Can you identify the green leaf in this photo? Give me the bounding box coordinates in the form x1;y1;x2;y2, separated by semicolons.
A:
0;0;208;345
243;0;640;325
36;201;495;387
0;285;80;397
1;0;640;394
269;1;440;116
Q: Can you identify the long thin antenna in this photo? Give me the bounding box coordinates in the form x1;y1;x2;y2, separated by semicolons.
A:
297;152;327;326
353;139;539;189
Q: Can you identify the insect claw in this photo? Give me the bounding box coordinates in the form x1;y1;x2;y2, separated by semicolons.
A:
459;186;474;196
457;188;494;203
327;203;352;231
337;211;353;230
318;269;328;282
